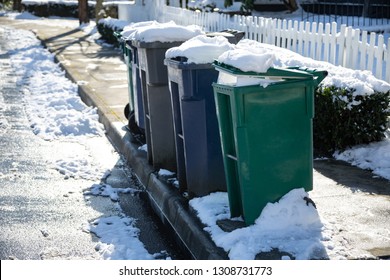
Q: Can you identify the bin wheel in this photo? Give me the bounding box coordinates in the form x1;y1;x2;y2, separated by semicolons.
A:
303;197;317;209
124;103;130;120
128;111;145;144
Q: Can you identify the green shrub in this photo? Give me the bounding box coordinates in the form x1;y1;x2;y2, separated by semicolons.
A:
313;86;390;156
97;22;120;46
96;18;129;47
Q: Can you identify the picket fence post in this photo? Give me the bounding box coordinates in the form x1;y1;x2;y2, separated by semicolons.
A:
360;30;368;71
376;35;384;79
386;38;390;83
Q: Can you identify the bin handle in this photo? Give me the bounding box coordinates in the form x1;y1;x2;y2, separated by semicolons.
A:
287;67;328;86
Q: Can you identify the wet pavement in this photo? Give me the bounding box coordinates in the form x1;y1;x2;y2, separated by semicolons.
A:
0;20;186;260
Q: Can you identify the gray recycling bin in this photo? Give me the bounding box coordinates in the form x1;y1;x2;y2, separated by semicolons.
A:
165;57;227;197
132;40;184;172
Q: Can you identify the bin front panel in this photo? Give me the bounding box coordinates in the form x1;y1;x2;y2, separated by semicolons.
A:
238;82;313;225
169;79;187;192
145;47;169;85
135;41;183;86
147;84;177;172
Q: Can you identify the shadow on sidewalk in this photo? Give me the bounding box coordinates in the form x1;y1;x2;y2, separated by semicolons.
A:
314;159;390;196
40;28;120;59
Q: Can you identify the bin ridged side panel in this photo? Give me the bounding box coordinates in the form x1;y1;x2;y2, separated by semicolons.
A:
213;85;243;218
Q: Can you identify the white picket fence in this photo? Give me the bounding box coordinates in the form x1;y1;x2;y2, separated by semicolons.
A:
155;4;390;84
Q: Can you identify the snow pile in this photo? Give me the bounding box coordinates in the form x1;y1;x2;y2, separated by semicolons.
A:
165;35;235;64
217;47;276;73
54;158;110;180
87;215;155;260
7;28;104;141
0;95;9;133
190;189;336;260
158;169;175;177
131;20;204;43
86;183;137;202
0;116;9;133
120;21;157;40
98;16;129;31
334;139;390;180
232;39;390;97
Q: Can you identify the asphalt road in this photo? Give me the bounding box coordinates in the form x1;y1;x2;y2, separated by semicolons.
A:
0;29;186;260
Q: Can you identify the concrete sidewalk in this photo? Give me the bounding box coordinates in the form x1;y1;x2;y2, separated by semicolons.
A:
2;16;390;260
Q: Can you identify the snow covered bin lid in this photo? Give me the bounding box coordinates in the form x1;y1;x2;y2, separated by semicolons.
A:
213;61;322;87
213;47;328;87
164;35;235;67
206;29;245;44
121;21;158;49
130;21;204;48
213;61;315;78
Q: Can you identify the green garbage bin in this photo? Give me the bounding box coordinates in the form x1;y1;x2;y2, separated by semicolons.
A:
212;62;327;225
125;40;145;137
114;31;135;126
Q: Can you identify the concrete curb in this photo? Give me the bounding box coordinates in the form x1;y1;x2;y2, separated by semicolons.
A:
88;91;228;260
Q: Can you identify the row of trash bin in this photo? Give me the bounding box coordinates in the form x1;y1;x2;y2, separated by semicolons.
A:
114;21;327;225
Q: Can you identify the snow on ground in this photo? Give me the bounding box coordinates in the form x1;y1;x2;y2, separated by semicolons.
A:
85;183;137;202
0;92;9;132
190;189;335;260
334;140;390;180
86;215;155;260
1;8;390;260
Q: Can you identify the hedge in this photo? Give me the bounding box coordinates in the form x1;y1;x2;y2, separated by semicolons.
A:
314;86;390;156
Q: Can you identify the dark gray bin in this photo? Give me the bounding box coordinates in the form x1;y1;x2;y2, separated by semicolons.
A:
165;57;227;197
132;40;184;172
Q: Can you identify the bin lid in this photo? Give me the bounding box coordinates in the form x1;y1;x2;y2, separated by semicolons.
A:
132;39;185;49
206;29;245;44
213;61;316;80
164;57;214;70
